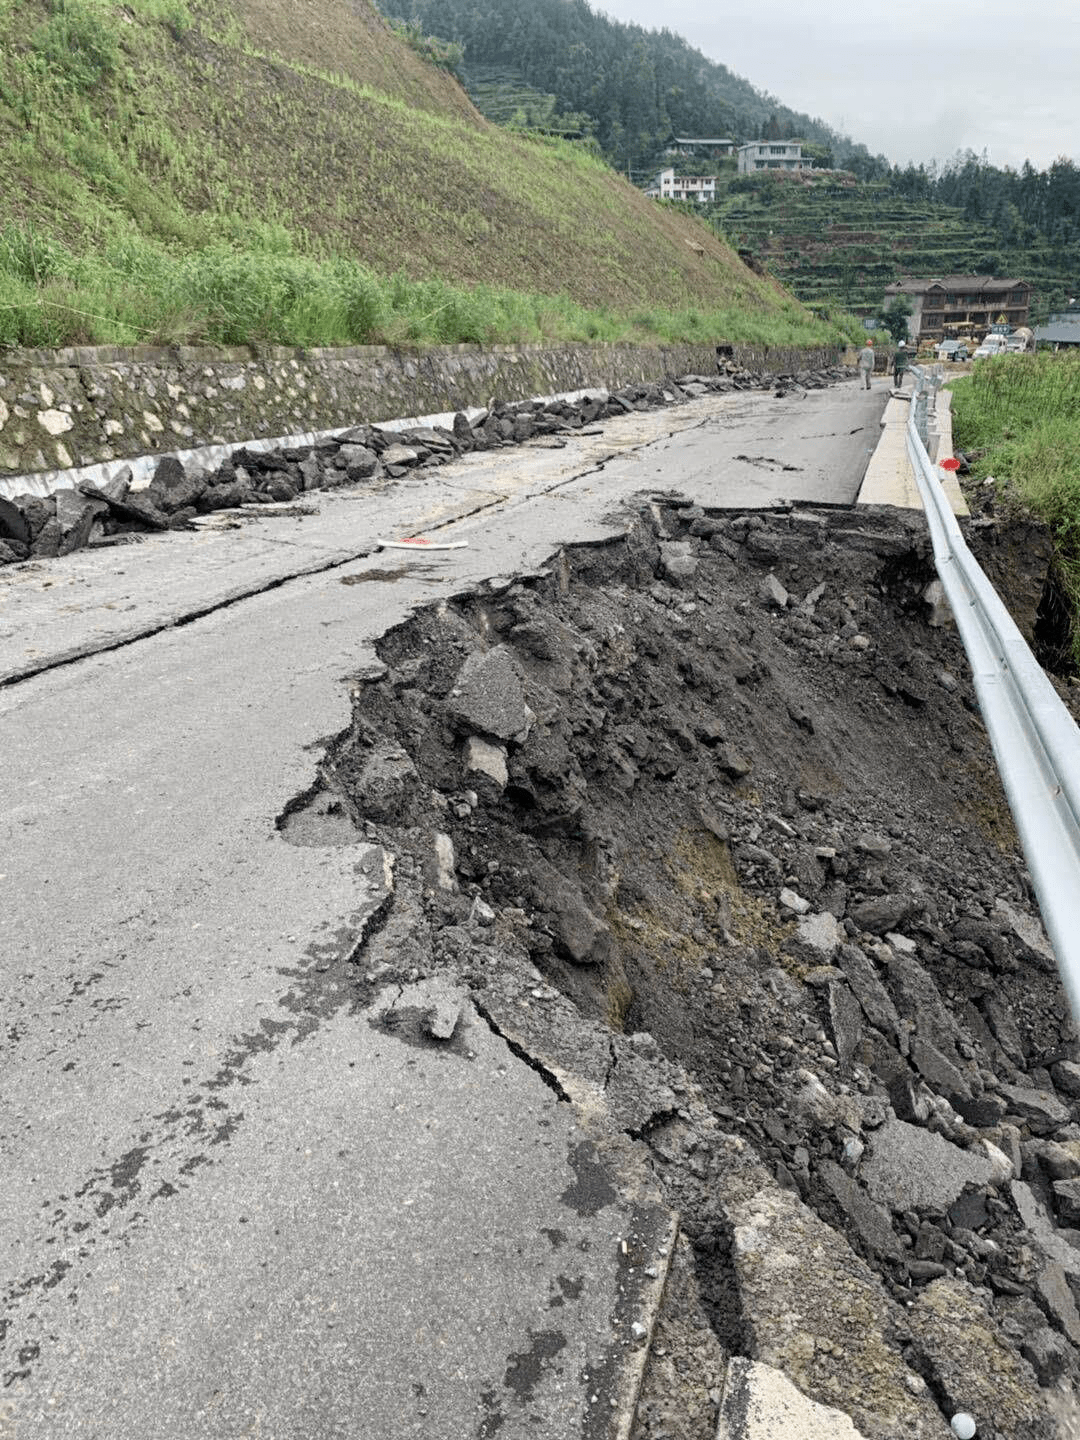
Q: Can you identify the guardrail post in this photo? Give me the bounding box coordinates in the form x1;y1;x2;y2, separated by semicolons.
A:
912;365;941;447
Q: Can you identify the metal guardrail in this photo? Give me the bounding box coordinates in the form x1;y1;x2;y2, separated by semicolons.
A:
905;366;1080;1021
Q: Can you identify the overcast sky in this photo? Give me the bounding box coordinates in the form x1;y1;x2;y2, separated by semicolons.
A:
597;0;1079;172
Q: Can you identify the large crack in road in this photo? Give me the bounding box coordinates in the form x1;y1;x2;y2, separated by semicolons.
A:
0;379;877;689
0;451;624;690
8;376;1075;1438
308;498;1080;1439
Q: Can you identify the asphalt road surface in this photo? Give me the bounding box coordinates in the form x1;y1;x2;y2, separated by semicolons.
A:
0;381;887;1438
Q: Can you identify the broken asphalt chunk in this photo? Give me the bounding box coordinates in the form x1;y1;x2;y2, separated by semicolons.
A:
447;646;529;741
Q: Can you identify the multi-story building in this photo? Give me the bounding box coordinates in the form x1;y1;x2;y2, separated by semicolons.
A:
645;168;717;203
667;137;736;160
883;277;1032;342
736;142;808;173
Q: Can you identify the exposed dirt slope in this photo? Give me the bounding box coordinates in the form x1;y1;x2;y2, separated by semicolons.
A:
0;0;807;320
235;0;480;118
297;499;1080;1438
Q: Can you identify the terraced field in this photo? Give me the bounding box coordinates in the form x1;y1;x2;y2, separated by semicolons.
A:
712;175;1074;319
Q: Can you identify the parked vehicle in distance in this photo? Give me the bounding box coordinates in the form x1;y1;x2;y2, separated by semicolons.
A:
967;326;1032;357
1003;327;1033;352
972;333;1011;359
936;339;970;361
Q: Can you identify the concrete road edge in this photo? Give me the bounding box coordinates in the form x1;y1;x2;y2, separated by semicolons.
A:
857;388;967;517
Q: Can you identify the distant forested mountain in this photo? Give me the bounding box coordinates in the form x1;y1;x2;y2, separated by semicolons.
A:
381;0;873;174
380;0;1077;316
897;152;1080;260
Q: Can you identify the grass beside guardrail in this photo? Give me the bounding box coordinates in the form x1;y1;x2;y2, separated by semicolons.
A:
950;353;1080;667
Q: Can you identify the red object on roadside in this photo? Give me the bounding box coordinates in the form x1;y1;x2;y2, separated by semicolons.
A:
376;536;469;551
940;458;961;471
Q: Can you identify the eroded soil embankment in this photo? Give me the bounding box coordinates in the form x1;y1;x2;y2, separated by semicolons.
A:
289;499;1080;1439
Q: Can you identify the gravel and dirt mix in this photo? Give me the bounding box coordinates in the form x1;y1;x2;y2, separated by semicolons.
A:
282;493;1080;1439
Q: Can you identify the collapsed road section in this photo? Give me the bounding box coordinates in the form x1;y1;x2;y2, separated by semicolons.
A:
292;498;1080;1439
0;377;893;1440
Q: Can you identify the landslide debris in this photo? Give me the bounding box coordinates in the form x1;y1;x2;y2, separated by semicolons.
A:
0;361;843;566
305;497;1080;1439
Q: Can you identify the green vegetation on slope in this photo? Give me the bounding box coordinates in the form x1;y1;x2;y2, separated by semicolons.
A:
375;0;1075;319
0;219;843;349
951;354;1080;664
709;169;1077;321
0;0;847;351
712;173;1006;314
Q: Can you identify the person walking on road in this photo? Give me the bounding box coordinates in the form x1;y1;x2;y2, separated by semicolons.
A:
893;340;911;390
857;338;875;389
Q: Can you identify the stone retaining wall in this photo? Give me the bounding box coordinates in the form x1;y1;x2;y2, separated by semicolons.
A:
0;339;840;485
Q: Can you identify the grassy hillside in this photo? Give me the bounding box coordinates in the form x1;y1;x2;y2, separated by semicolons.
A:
0;0;849;350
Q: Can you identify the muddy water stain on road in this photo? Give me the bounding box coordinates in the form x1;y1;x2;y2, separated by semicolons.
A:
339;563;440;584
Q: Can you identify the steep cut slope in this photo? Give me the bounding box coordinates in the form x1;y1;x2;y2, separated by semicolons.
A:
232;0;479;120
0;0;838;348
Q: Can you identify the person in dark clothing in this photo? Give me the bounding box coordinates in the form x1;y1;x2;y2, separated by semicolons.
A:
893;340;911;389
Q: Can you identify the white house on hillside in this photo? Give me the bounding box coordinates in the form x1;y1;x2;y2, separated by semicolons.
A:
737;142;808;173
645;167;717;203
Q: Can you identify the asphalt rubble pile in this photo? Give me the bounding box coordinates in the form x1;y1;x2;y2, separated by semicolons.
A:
0;360;844;567
286;496;1080;1440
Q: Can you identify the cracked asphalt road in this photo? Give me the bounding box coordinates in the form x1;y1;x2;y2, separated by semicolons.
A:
0;382;886;1438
